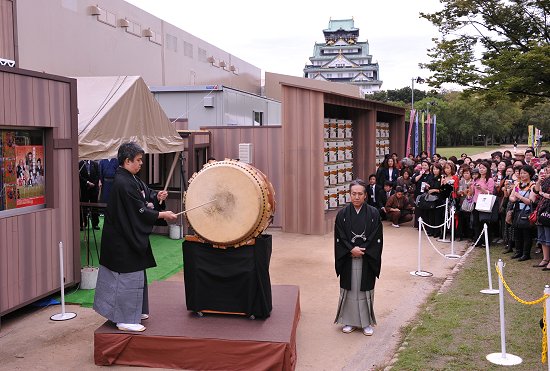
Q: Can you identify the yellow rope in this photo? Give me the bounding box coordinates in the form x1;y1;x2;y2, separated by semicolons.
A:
494;264;549;363
543;305;547;363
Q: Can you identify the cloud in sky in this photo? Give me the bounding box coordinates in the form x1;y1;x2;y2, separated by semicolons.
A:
125;0;444;90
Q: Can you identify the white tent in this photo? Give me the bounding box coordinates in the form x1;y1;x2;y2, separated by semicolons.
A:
77;76;184;160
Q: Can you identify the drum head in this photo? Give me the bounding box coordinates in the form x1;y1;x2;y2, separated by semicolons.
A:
185;161;271;246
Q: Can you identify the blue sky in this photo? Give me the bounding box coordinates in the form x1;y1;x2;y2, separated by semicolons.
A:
125;0;444;91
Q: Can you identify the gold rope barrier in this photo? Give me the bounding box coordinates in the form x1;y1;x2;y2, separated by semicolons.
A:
495;265;549;363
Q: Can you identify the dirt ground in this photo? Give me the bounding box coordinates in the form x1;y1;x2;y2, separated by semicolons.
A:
0;146;517;371
0;223;467;371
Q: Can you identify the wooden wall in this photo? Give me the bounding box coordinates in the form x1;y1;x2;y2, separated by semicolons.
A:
0;66;78;316
200;125;283;228
0;0;16;63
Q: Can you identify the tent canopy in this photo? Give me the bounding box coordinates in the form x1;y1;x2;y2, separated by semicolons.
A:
77;76;184;160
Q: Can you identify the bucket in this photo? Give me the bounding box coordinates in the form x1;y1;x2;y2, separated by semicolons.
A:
169;224;182;240
80;266;99;290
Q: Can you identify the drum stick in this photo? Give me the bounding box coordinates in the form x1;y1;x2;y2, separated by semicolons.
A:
160;152;180;204
175;199;217;216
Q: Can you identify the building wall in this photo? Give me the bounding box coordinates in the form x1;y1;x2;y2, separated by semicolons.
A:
14;0;261;94
153;88;281;129
0;0;16;63
0;66;79;316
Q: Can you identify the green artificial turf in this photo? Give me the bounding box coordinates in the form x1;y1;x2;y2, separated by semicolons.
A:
63;218;183;308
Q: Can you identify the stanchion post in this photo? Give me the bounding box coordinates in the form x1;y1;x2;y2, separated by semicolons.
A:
481;224;499;295
545;285;550;371
50;242;77;321
437;198;451;243
486;259;522;365
445;205;460;259
410;217;433;277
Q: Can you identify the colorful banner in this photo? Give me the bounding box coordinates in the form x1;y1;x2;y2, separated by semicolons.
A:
421;112;425;153
426;113;431;156
431;114;437;156
414;111;419;157
406;109;416;157
528;125;534;148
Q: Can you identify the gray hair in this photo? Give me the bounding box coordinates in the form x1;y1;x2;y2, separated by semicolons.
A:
117;142;145;165
349;179;367;193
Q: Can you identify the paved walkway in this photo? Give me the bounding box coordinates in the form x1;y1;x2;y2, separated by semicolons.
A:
1;145;526;370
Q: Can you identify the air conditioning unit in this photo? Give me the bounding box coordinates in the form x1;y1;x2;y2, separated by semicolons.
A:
207;56;215;63
89;5;102;15
239;143;253;164
203;96;214;107
118;19;130;28
219;60;226;68
229;65;236;71
142;28;153;37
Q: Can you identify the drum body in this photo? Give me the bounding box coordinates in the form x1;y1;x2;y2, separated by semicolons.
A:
185;160;275;247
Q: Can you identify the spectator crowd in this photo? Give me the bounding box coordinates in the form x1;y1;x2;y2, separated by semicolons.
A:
369;148;550;269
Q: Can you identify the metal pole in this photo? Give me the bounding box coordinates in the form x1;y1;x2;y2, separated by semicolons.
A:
486;259;522;365
481;224;499;294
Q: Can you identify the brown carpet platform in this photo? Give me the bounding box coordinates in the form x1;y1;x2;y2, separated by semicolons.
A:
94;281;300;370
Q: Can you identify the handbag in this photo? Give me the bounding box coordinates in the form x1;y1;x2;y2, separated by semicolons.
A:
505;209;514;224
478;196;500;223
416;193;439;210
475;194;497;212
513;206;532;229
460;197;475;212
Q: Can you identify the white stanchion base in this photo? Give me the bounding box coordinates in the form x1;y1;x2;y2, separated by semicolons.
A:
480;289;499;295
436;238;451;243
410;270;433;277
445;254;461;259
486;352;522;365
50;312;77;321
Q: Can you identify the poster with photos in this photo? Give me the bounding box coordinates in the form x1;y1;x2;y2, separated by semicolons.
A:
15;145;45;208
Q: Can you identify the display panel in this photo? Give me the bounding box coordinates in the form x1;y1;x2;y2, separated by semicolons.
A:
0;129;45;212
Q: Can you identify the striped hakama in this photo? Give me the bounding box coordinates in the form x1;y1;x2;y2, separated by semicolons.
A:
334;257;376;328
93;265;149;324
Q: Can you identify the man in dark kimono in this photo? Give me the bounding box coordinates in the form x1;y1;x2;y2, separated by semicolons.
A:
93;142;177;332
334;179;383;336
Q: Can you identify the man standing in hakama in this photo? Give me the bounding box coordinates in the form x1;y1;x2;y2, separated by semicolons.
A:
334;179;383;336
93;142;177;332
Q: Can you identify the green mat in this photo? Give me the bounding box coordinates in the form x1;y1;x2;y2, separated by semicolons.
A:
63;218;183;308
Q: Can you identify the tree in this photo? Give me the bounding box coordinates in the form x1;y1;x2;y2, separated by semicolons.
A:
420;0;550;104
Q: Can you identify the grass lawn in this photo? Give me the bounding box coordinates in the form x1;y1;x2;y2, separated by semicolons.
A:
436;146;502;159
381;246;549;370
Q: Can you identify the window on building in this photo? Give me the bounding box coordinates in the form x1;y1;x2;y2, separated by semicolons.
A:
198;47;207;62
326;73;332;78
338;73;343;78
184;41;193;58
0;129;46;214
166;34;178;52
253;111;264;126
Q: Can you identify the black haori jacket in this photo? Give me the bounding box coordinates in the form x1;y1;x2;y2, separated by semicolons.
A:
99;167;163;273
334;203;383;292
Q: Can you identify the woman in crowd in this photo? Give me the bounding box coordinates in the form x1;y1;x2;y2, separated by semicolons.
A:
457;166;474;241
396;168;414;205
502;166;516;253
427;163;444;237
509;165;536;261
377;157;399;188
503;150;513;160
412;160;431;229
470;161;495;247
532;166;550;269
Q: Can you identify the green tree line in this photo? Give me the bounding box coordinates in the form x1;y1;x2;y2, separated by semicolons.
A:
368;0;549;147
368;89;550;147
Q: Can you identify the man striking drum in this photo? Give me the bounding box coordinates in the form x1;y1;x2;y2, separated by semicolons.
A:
93;142;177;332
334;179;383;336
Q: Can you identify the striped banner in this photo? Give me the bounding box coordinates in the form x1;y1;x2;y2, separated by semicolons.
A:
414;111;419;157
406;109;416;157
431;114;437;155
426;113;431;156
421;111;425;152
